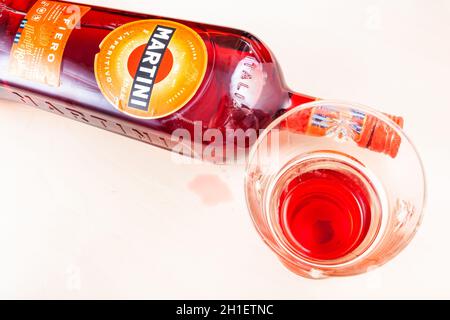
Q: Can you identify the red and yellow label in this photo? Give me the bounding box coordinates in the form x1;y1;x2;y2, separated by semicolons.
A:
9;0;90;87
94;20;208;119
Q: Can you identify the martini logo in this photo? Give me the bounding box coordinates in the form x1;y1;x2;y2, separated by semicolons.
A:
95;19;208;120
128;25;175;111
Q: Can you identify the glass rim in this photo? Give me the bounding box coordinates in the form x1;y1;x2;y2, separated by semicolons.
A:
246;99;427;212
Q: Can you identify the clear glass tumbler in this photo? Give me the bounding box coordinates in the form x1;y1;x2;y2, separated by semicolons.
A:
245;101;426;279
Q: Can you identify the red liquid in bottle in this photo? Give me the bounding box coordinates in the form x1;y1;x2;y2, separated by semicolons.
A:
0;1;403;161
279;169;372;261
0;0;314;160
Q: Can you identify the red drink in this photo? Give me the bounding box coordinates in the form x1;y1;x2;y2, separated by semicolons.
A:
0;0;314;160
279;169;372;261
0;0;401;160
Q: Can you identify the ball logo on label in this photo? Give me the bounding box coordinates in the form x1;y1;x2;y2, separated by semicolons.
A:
95;20;208;119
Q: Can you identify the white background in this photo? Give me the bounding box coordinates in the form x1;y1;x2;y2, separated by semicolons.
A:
0;0;449;299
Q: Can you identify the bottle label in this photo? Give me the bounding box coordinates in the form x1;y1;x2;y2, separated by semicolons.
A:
9;0;90;87
94;20;208;119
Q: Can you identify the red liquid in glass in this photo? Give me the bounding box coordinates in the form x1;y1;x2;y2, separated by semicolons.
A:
279;169;372;261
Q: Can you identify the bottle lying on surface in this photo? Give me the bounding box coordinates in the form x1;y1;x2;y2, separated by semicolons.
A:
0;0;425;278
0;0;402;161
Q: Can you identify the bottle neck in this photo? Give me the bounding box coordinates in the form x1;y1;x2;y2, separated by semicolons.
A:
288;91;318;110
279;94;405;158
